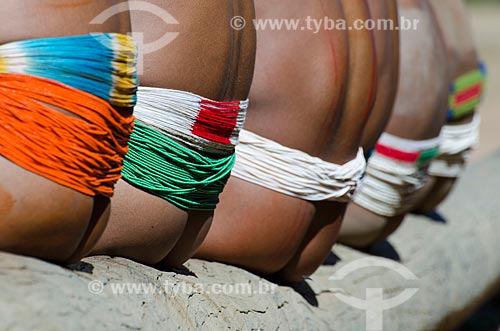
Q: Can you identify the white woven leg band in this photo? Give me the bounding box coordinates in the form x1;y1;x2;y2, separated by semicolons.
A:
231;130;366;203
354;134;441;217
428;115;480;178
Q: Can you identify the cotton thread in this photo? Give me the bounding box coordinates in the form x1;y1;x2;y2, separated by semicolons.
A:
354;134;441;216
122;121;235;210
447;62;486;121
0;33;137;107
0;74;134;197
231;130;366;202
0;33;137;196
429;115;480;178
134;87;248;155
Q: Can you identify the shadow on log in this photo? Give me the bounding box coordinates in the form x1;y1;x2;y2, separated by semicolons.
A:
1;152;500;331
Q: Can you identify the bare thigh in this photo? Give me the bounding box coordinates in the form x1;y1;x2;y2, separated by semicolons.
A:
339;0;449;248
278;0;378;281
94;0;256;266
0;0;131;262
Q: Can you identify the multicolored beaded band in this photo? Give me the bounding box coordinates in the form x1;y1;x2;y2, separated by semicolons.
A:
374;133;440;167
0;33;138;107
447;62;486;121
354;133;441;217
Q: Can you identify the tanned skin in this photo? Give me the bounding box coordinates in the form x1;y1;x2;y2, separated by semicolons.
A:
92;0;257;266
339;0;449;248
414;0;480;213
339;0;400;246
0;0;132;263
196;0;377;282
360;0;400;153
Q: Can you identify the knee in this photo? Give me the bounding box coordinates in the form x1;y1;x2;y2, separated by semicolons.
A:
0;205;94;263
90;182;189;266
158;246;203;269
249;256;293;276
127;248;175;266
195;225;306;276
196;241;294;276
66;197;112;263
93;231;184;266
339;203;405;248
230;257;291;277
92;230;185;267
0;161;102;262
160;212;214;268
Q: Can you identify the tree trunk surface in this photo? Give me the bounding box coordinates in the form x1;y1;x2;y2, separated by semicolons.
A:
1;152;499;331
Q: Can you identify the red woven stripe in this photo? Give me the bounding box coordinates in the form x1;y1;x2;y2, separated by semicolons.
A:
201;104;241;112
201;99;241;107
191;100;240;144
375;144;420;163
454;84;482;105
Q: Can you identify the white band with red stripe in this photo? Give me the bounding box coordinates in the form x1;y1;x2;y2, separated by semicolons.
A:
429;115;480;178
134;87;249;155
354;134;441;217
378;133;442;154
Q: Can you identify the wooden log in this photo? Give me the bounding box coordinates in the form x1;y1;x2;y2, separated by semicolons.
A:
0;152;499;331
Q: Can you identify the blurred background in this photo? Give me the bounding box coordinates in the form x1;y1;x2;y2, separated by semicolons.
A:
466;0;500;162
455;2;499;330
